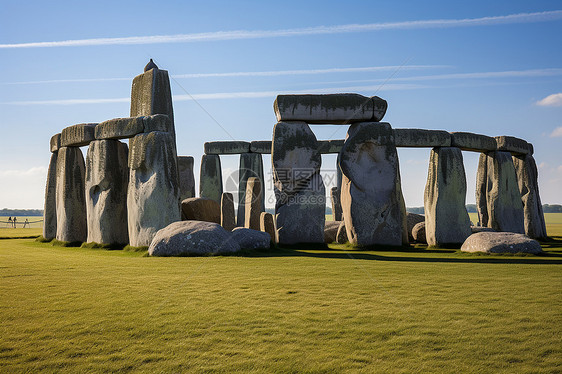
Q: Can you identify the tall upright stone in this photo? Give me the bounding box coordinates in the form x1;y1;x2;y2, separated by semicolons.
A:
424;147;472;246
85;139;129;244
244;177;263;230
220;192;236;231
127;131;180;247
330;187;342;221
199;154;223;203
260;212;276;244
479;151;525;233
512;154;547;239
43;151;58;240
130;60;175;140
237;152;265;226
475;153;489;227
178;156;196;200
272;121;325;244
55;147;87;243
340;122;408;247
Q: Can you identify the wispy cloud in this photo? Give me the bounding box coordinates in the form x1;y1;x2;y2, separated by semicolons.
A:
1;65;448;85
0;167;47;177
537;93;562;107
550;126;562;137
1;10;561;49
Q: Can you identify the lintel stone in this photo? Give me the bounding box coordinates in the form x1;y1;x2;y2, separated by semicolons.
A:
450;132;497;152
204;141;250;155
495;136;533;155
61;123;97;147
50;133;61;152
393;129;451;148
250;141;272;154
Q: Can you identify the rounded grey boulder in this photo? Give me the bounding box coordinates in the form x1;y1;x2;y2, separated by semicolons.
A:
461;232;542;254
149;221;240;256
412;222;427;244
231;227;271;250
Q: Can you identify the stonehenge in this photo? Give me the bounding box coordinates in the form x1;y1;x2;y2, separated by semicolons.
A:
43;62;547;253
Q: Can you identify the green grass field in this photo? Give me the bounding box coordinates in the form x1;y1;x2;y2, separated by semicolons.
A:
1;215;561;372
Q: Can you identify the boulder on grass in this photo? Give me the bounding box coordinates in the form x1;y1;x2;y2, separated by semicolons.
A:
231;227;271;250
149;221;240;256
412;222;426;244
324;221;342;243
406;212;425;242
461;232;542;254
181;197;220;224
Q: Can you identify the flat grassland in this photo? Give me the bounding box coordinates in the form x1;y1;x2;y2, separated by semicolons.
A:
0;216;561;372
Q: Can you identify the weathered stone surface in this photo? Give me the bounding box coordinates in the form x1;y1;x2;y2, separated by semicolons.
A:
250;141;272;154
95;116;144;140
471;226;496;234
461;232;542;254
220;193;236;231
331;187;342;221
274;94;381;124
204;141;250;155
324;221;341;243
238;153;264;226
130;65;174;135
340;122;408;247
475;153;489;227
55;147;87;243
94;114;172;140
128;131;180;247
406;212;425;243
318;140;344;154
50;133;61;153
178;156;195;201
424;147;472;246
199;154;223;203
412;222;426;243
513;154;547;239
148;221;240;256
85;140;129;244
496;136;533;155
260;212;276;243
43;152;58;240
273;121;325;244
244;177;263;230
336;221;348;244
181;197;220;224
272;121;321;195
61;123;97;147
231;227;271;249
393;129;451;148
481;151;525;233
450;132;496;152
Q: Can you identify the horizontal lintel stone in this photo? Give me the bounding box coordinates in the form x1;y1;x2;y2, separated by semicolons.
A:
274;94;386;124
50;133;61;152
250;141;272;154
393;129;451;148
204;141;250;155
450;132;497;152
318;139;345;154
495;136;533;155
61;123;97;147
95;114;172;140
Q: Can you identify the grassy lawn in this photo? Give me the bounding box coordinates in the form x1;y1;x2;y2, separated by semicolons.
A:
0;216;561;372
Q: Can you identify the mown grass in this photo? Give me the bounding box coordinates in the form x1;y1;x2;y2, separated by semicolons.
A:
1;236;561;372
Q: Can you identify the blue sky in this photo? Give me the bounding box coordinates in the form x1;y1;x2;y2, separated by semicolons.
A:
1;0;561;209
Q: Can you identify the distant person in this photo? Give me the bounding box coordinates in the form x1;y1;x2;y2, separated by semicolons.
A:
12;217;17;228
24;218;29;228
7;217;12;228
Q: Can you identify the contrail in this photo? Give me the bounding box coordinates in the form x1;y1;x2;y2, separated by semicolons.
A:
0;10;560;49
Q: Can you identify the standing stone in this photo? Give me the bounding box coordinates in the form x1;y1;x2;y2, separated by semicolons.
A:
50;133;61;152
340;122;408;247
512;154;547;239
127;131;180;247
85;140;129;244
260;212;276;244
244;177;263;230
43;152;58;240
55;147;87;243
130;61;175;140
221;192;236;231
178;156;196;200
423;147;472;247
330;187;343;221
238;153;265;226
199;154;223;203
272;121;325;244
406;212;425;243
475;153;489;227
336;221;348;244
481;151;525;233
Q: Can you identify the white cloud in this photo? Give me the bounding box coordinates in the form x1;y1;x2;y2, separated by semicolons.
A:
0;167;47;177
537;93;562;107
550;127;562;137
0;167;48;209
0;11;561;49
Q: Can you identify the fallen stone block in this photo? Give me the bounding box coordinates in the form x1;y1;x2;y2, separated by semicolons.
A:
394;129;451;148
181;197;220;224
450;132;497;152
61;123;97;147
231;227;271;250
204;141;250;155
461;232;542;254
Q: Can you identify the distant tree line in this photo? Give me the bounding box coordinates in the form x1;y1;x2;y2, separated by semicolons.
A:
0;209;43;216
